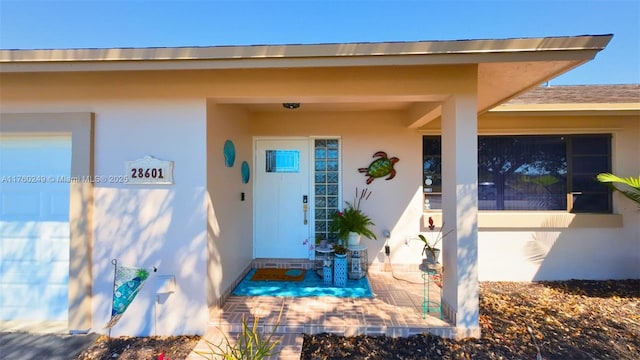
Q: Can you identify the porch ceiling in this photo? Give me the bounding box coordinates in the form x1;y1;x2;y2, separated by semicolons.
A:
211;57;597;128
241;100;412;113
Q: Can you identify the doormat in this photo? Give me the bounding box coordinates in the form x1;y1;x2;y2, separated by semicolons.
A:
250;268;306;282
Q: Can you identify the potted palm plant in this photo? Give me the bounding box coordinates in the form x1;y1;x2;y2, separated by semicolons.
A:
330;188;377;246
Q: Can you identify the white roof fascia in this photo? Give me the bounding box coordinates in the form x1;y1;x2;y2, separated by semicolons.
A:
0;35;613;73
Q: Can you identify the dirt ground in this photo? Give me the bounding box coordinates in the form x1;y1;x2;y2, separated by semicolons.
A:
75;279;640;359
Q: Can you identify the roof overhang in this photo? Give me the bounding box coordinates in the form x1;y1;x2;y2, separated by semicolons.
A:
0;35;613;72
0;35;614;125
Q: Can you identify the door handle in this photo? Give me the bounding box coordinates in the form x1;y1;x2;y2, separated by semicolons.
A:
303;204;308;225
303;195;308;225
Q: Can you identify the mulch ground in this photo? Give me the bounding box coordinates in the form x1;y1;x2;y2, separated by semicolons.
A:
74;335;200;360
303;280;640;359
75;279;640;360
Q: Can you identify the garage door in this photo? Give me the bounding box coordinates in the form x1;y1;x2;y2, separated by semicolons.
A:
0;135;71;321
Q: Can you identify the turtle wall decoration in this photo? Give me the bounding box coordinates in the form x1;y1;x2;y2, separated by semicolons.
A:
358;151;400;184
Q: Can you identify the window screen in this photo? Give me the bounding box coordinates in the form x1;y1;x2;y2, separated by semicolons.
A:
423;134;612;213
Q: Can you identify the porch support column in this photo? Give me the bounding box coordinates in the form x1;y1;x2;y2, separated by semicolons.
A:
441;93;480;338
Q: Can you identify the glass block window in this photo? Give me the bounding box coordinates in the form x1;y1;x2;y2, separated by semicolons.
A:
265;150;300;173
314;139;340;242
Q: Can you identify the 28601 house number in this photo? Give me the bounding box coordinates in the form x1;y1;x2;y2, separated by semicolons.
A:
125;156;174;185
130;167;165;179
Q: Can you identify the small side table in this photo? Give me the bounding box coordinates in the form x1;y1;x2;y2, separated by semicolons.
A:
347;245;368;279
314;247;334;278
419;262;442;319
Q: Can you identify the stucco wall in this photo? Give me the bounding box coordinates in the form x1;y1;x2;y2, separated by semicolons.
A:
206;102;254;307
1;100;209;336
90;100;208;336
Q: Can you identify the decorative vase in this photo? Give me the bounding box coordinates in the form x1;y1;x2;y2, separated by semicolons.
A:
334;256;347;287
348;232;361;246
424;248;441;264
323;265;333;285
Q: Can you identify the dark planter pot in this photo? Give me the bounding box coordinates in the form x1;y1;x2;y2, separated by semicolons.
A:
424;248;441;264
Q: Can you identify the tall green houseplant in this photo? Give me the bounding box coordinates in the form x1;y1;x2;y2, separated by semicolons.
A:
330;188;377;241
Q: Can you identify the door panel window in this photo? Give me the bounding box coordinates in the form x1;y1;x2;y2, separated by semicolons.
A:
265;150;300;173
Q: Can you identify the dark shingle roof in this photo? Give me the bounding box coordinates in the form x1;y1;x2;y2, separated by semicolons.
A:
506;84;640;105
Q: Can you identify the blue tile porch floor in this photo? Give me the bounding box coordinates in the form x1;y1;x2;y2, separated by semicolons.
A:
231;268;374;298
187;269;454;360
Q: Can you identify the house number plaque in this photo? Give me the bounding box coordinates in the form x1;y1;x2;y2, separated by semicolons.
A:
126;156;174;185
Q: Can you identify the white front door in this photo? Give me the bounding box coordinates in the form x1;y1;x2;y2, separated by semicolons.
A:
254;139;310;258
0;135;71;321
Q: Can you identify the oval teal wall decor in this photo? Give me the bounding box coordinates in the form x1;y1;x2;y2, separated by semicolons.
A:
223;140;236;167
241;161;250;184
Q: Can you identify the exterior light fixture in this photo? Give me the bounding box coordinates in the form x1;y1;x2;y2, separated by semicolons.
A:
282;103;300;109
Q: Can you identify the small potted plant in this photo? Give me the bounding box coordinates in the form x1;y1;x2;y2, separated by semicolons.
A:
330;188;377;246
332;243;348;257
418;216;450;264
418;233;440;264
315;234;328;249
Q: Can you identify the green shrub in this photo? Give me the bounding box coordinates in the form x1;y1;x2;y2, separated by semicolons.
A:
196;304;283;360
